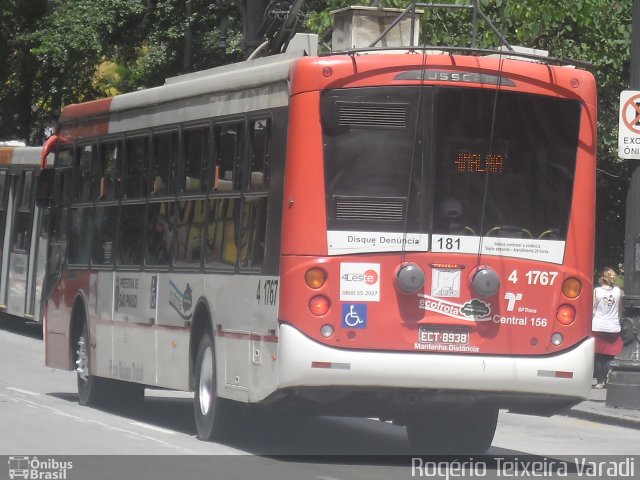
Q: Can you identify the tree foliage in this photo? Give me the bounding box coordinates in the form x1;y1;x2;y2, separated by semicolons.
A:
0;0;632;267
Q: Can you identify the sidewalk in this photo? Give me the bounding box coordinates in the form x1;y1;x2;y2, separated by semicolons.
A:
562;385;640;429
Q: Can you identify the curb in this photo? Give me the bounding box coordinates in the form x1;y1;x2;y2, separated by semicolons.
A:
563;404;640;430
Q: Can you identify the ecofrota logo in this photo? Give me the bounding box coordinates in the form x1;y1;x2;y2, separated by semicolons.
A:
8;456;73;480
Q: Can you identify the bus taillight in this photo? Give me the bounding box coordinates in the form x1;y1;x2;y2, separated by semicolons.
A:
309;295;330;316
561;278;582;298
556;304;576;326
305;267;327;289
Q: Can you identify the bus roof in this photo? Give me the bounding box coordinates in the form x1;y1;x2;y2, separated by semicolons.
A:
0;146;43;166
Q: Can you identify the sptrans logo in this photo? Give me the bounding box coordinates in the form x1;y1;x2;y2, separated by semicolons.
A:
8;456;73;480
339;263;381;302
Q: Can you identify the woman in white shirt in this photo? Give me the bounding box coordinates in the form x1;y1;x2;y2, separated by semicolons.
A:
592;267;623;389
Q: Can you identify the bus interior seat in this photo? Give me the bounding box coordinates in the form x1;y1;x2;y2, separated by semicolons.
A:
251;171;264;188
486;225;532;239
538;228;561;240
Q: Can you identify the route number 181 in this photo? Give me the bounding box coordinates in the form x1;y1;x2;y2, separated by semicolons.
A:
437;237;461;250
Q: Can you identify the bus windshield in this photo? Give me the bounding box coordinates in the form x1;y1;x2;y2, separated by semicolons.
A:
321;86;581;242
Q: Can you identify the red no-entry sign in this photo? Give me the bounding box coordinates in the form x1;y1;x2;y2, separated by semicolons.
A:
619;90;640;159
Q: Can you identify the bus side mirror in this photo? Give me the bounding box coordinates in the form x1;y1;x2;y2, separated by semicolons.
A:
36;169;55;208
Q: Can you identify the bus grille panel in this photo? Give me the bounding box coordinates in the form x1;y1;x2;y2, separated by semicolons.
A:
337;102;407;128
334;197;405;223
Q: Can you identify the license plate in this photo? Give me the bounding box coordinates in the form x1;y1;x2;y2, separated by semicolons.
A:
418;326;469;345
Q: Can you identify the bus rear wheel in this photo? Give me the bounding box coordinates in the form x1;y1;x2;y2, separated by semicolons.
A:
193;332;235;440
406;405;498;454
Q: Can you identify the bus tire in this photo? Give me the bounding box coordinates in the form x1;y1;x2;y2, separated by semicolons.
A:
406;405;498;454
76;320;108;406
193;331;233;440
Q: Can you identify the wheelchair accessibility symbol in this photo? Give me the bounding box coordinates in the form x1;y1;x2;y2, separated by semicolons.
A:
342;304;368;329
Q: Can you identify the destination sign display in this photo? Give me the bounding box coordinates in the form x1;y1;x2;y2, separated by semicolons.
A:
454;152;505;174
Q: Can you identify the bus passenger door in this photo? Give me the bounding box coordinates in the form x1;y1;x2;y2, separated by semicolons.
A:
27;205;49;323
0;171;11;312
6;170;36;319
43;164;73;370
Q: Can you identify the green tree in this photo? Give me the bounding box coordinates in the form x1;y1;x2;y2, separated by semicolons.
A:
26;0;147;139
0;0;47;143
11;0;245;143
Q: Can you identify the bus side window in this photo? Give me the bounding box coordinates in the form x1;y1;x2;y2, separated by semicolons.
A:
92;205;118;266
74;144;95;202
151;132;178;196
205;198;238;270
239;196;267;270
69;206;93;265
117;204;145;266
183;127;207;193
146;202;172;267
12;171;35;251
0;171;6;256
51;149;74;242
0;171;6;207
97;141;121;201
174;199;205;267
248;118;270;191
124;136;148;199
213;122;243;192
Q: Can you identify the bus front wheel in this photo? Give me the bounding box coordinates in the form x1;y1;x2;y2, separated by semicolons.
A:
406;405;498;454
193;332;234;440
76;321;107;406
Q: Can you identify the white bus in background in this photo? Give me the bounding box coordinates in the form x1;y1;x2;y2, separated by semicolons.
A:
0;144;50;324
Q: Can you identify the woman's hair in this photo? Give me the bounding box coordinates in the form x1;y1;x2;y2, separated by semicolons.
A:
600;266;617;286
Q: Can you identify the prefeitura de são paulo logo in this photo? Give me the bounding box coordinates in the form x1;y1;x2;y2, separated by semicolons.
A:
8;456;73;480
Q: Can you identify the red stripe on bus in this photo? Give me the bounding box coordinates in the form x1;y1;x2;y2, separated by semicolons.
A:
215;329;279;343
311;361;332;369
94;318;192;331
58;98;113;140
59;97;113;122
0;148;15;164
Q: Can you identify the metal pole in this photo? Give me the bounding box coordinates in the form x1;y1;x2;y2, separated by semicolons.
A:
632;0;640;89
608;0;640;410
471;0;478;48
410;0;416;47
623;0;640;304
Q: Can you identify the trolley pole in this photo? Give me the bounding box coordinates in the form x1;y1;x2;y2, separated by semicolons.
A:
608;0;640;409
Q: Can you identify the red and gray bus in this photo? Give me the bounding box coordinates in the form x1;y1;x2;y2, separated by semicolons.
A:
38;26;596;452
0;145;49;324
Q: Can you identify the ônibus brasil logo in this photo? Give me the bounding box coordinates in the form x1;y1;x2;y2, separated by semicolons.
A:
8;456;73;480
